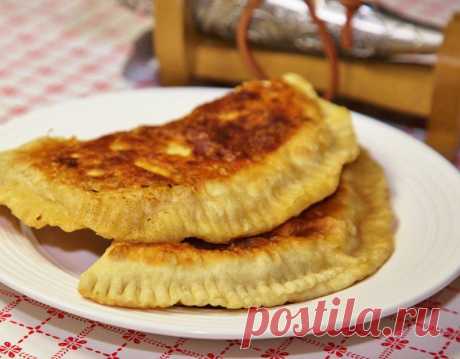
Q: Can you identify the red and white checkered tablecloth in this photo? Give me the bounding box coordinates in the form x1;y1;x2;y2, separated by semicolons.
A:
1;1;460;358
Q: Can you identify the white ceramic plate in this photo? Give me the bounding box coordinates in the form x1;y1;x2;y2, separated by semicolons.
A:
0;87;460;340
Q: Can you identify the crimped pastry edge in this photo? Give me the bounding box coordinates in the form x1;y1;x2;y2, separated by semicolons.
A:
0;74;359;243
78;150;394;309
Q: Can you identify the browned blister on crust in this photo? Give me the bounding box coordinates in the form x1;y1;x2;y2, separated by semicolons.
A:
0;74;359;243
79;150;395;309
15;79;321;189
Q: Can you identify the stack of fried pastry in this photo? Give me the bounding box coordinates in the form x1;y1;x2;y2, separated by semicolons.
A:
0;74;394;309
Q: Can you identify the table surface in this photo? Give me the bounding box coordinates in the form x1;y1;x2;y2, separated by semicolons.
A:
1;1;460;358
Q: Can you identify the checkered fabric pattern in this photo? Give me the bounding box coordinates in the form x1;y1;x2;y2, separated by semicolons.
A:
0;0;460;358
0;0;153;125
1;279;460;358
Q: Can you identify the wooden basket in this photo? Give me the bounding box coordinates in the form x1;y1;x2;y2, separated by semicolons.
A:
153;0;460;161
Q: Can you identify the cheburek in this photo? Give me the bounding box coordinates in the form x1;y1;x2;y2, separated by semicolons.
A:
79;150;395;309
0;74;358;243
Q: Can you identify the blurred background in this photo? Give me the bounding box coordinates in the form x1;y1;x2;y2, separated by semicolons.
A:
1;0;460;163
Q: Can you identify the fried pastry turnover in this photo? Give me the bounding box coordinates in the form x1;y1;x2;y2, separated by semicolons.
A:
0;74;358;243
79;150;394;309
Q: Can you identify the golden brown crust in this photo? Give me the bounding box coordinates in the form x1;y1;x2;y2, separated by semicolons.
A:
20;79;320;190
0;74;359;243
79;150;395;309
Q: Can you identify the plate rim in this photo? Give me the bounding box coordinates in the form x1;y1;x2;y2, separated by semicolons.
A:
1;87;460;340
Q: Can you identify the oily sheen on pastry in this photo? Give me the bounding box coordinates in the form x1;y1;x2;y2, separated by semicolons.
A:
79;150;395;309
0;74;358;243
